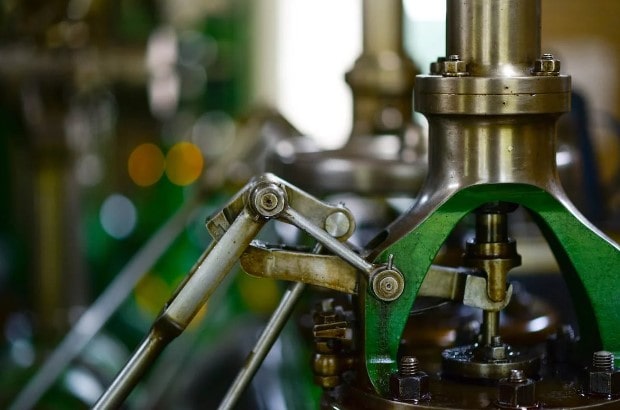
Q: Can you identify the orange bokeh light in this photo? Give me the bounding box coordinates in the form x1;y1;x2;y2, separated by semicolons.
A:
165;142;204;186
128;143;166;187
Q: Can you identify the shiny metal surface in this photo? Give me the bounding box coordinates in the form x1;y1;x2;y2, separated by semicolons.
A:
218;281;306;410
446;0;540;77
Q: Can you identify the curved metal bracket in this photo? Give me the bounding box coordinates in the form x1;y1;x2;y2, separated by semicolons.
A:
362;183;620;395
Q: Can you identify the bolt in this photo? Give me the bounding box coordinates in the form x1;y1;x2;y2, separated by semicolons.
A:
371;267;404;302
325;211;350;238
260;192;278;211
593;351;614;371
430;56;446;75
498;370;537;408
587;351;620;397
399;356;420;376
389;356;430;402
441;54;469;77
251;184;286;217
532;53;560;76
508;369;526;383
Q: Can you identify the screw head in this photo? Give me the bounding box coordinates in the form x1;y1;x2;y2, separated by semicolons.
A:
441;55;469;77
325;211;351;238
371;266;404;302
532;54;560;76
251;184;286;217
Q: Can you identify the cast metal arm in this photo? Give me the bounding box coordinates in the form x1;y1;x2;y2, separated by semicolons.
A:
241;244;512;311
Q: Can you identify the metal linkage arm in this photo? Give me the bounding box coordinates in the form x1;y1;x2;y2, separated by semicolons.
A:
94;173;382;408
94;206;264;409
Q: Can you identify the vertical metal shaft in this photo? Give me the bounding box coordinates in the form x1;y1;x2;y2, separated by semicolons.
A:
362;0;403;54
482;310;500;346
446;0;541;76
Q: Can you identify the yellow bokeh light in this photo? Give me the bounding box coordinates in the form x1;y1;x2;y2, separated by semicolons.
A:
165;142;204;186
128;143;165;187
135;274;171;318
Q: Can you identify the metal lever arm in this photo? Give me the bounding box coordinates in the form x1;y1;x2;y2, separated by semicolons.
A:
94;173;363;408
94;206;264;409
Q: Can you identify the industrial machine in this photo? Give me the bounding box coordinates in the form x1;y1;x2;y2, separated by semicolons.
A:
9;0;620;409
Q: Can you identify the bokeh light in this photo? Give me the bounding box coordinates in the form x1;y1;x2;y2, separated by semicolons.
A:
165;142;204;186
135;274;171;317
99;194;137;239
127;143;166;187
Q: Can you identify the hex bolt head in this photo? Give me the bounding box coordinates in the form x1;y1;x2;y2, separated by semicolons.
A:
430;56;446;75
251;184;286;217
532;53;560;76
498;370;537;408
389;356;430;402
587;351;620;397
441;54;468;77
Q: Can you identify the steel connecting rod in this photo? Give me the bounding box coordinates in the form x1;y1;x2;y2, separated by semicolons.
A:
93;173;396;408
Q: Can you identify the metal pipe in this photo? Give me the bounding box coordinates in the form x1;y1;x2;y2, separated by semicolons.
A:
446;0;541;76
218;281;306;410
93;329;168;409
94;208;264;408
282;207;375;276
363;0;403;54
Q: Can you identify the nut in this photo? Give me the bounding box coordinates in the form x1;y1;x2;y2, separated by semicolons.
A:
498;370;537;408
389;372;430;402
251;184;286;217
476;337;508;362
587;351;620;397
430;56;446;75
441;55;468;77
532;53;560;76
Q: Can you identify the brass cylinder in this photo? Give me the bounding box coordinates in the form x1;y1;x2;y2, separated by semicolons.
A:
363;0;403;54
424;115;559;188
447;0;541;76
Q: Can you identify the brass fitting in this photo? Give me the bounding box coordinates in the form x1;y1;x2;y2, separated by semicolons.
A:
441;54;469;77
532;53;561;76
587;351;620;397
389;356;430;402
497;369;538;409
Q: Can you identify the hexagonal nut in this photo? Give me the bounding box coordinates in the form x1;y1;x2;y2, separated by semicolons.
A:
478;344;508;362
441;59;468;76
389;372;430;402
588;369;620;396
533;58;560;75
498;378;536;407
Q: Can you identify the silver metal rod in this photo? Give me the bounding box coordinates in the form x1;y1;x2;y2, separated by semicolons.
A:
93;207;265;408
282;207;374;276
9;198;199;410
217;281;306;410
93;330;167;409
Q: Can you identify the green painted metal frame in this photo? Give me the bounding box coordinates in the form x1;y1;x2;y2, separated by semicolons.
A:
364;183;620;395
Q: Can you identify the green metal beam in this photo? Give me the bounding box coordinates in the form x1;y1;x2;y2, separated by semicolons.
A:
364;183;620;395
